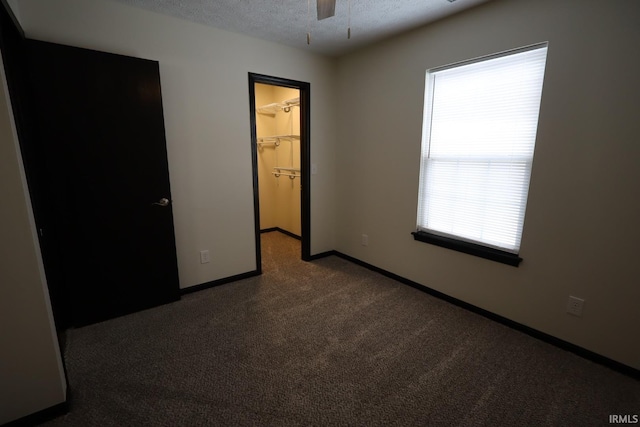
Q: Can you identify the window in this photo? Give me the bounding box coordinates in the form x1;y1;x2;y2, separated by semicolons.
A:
414;43;548;266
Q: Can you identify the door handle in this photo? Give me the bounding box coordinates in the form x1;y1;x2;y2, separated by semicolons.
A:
152;198;170;207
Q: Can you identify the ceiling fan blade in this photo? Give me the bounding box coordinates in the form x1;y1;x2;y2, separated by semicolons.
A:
317;0;336;20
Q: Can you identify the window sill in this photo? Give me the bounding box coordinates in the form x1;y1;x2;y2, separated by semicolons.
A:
411;231;522;267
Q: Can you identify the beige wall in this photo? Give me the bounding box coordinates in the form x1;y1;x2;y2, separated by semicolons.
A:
7;7;638;425
256;84;302;236
6;0;19;20
335;0;640;369
255;83;278;230
16;0;338;289
0;54;66;424
273;86;302;236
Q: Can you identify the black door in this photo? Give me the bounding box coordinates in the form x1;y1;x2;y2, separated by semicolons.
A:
24;40;180;327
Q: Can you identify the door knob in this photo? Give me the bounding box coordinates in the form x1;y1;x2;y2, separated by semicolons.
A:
153;198;170;207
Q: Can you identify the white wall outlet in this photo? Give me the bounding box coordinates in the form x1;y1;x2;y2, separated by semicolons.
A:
311;163;318;175
200;250;210;264
566;296;585;317
361;234;369;246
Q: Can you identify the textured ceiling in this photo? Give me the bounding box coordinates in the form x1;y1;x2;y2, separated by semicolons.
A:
109;0;492;56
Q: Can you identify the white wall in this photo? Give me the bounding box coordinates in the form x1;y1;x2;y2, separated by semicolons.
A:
335;0;640;369
0;53;66;425
16;0;337;289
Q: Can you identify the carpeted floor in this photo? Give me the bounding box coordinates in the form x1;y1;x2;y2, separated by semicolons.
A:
41;231;639;426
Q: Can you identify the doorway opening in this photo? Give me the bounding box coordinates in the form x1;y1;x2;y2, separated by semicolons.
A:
248;73;311;272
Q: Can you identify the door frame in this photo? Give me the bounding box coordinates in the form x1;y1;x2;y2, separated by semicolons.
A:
248;73;311;270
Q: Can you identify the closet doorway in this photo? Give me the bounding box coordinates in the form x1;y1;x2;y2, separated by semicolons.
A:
248;73;311;272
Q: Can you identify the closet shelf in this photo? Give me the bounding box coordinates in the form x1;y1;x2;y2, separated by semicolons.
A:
257;139;280;147
256;97;300;115
271;172;299;179
257;135;300;146
273;166;301;179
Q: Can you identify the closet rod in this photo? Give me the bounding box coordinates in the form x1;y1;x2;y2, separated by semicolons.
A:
257;135;299;142
272;172;300;179
273;167;300;172
282;97;300;108
257;140;280;147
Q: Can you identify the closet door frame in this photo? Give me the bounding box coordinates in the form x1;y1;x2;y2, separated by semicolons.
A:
248;73;311;269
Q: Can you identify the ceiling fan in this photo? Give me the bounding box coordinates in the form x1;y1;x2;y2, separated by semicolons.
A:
316;0;336;20
307;0;350;44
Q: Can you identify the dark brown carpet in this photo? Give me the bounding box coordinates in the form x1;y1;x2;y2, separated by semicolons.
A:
41;231;639;426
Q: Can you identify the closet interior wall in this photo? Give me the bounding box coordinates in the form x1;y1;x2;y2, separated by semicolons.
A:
255;83;301;237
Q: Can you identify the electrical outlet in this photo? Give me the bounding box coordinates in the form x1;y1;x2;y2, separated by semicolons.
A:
566;296;585;317
361;234;369;246
200;250;210;264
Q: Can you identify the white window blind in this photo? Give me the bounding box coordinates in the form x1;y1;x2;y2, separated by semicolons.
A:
417;44;548;254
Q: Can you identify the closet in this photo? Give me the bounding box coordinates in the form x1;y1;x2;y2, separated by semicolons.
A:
255;83;301;237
